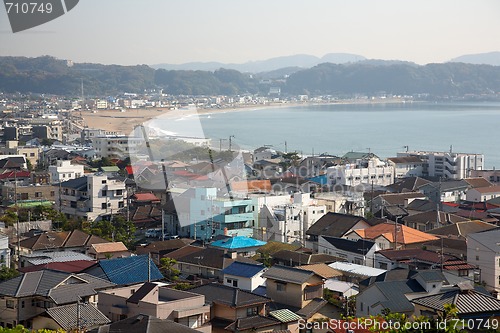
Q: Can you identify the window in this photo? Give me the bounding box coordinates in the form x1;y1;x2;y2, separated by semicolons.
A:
232;279;238;287
21;301;25;308
276;282;286;292
35;192;42;198
360;302;364;312
102;180;107;184
50;191;55;197
476;255;479;261
31;299;35;307
101;203;107;209
116;189;123;195
30;152;35;157
118;201;124;208
246;307;258;316
6;300;14;309
102;190;107;196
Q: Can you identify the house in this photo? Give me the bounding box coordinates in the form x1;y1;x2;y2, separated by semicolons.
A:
418;180;470;204
356;270;446;317
17;229;107;256
345;222;438;250
189;283;274;333
221;262;267;292
19;251;95;268
89;314;203;333
466;185;500;202
210;236;266;257
32;302;110;332
18;260;96;274
87;242;131;260
327;157;394;187
176;247;258;281
403;210;469;232
262;265;324;309
306;212;373;251
135;238;195;264
0;233;10;268
412;282;500;321
296;263;343;280
83;255;163;286
271;249;341;267
467;228;500;296
374;249;477;281
98;282;211;332
371;192;427;215
0;270;114;329
318;236;379;267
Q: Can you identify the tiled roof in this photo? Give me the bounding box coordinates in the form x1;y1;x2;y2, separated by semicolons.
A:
428;220;498;238
190;283;269;307
320;236;376;255
230;180;272;192
375;280;424;312
210;236;266;249
262;265;316;284
306;212;371;238
377;192;426;206
376;248;456;264
162;245;204;260
412;289;500;314
296;298;328;319
22;251;95;265
46;302;110;330
403;210;469;226
221;262;266;278
224;315;280;332
87;255;163;285
136;239;195;255
464;177;494;188
89;314;201;333
19;230;107;251
132;192;161;202
352;222;438;244
18;260;97;274
297;264;342;279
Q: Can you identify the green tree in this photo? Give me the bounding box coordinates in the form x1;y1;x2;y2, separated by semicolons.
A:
159;257;180;281
0;210;17;227
0;265;20;282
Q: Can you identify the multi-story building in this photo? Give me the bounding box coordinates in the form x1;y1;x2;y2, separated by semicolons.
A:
189;188;254;241
48;160;84;183
98;282;211;333
467;229;500;296
56;173;127;221
398;150;484;180
387;156;425;179
0;233;10;268
327;157;394;188
0;141;41;167
91;135;142;160
1;182;55;206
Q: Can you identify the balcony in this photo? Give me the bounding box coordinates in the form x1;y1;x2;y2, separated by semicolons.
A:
213;212;254;223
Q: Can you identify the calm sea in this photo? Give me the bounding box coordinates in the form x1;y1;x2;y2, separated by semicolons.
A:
150;101;500;169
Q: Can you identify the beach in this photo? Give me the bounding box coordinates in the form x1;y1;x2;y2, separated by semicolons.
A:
80;98;410;134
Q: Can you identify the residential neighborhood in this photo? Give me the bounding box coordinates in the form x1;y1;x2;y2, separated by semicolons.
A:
1;93;500;333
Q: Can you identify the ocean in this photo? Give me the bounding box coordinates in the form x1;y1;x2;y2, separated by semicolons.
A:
149;101;500;169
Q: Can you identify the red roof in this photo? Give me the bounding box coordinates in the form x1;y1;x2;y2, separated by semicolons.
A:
18;260;96;273
132;192;161;202
0;170;30;179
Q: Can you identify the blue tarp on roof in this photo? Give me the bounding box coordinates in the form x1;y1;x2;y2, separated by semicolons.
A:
98;255;163;285
307;174;328;185
221;261;265;278
211;236;266;249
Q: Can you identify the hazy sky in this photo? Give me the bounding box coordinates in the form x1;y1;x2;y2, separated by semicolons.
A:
1;0;500;65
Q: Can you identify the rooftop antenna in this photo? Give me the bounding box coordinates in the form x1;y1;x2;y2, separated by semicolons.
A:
80;78;84;118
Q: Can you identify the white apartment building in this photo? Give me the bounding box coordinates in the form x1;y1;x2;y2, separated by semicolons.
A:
387;156;424;179
92;135;142;160
327;158;394;188
398;150;484;180
257;193;326;244
48;160;84;183
57;173;127;221
467;229;500;296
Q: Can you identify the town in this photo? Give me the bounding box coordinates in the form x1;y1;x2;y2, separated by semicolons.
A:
1;93;500;333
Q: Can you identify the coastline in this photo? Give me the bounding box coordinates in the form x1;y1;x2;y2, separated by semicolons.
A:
80;98;412;134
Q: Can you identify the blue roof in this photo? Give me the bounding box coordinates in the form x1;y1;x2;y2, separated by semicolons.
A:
98;255;163;285
210;236;266;249
221;262;265;278
308;174;328;185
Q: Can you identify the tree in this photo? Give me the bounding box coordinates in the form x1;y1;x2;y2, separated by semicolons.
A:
0;210;17;227
0;265;20;282
159;257;180;281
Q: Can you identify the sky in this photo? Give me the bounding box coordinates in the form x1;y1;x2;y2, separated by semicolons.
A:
1;0;500;66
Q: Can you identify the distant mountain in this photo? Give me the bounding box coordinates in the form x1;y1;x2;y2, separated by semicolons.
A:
1;55;500;98
151;53;366;73
449;52;500;66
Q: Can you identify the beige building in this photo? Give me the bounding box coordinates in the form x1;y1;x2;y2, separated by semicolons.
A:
0;141;41;167
98;282;211;333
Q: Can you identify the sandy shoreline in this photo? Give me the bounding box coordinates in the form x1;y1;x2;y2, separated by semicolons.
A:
80;98;411;135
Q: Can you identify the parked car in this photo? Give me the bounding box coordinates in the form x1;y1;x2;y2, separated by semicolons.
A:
145;228;161;238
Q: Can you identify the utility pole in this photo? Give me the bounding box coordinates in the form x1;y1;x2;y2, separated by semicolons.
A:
284;141;287;154
15;170;20;261
219;138;227;152
76;298;81;333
